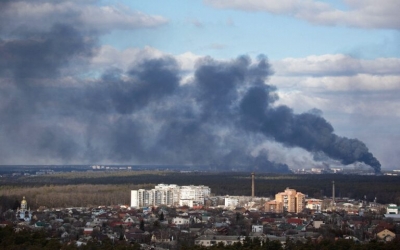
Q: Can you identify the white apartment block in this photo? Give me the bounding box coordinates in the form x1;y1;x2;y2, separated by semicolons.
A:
224;197;239;208
131;184;211;208
130;190;138;207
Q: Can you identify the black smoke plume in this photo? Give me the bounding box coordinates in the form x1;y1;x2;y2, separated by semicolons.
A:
0;3;381;173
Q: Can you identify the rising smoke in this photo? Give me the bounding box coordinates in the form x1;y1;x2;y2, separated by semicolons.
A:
0;1;381;173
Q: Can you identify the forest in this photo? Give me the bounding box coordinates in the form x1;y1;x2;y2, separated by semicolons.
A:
1;171;400;209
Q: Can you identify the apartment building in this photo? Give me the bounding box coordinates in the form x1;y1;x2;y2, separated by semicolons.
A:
306;198;322;212
131;184;210;208
265;187;305;213
224;197;239;208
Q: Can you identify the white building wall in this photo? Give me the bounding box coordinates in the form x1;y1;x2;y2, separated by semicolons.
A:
179;199;194;207
137;189;145;207
252;225;263;233
180;185;211;206
154;184;181;206
131;190;138;207
132;184;210;208
173;217;190;225
225;197;239;207
387;204;399;214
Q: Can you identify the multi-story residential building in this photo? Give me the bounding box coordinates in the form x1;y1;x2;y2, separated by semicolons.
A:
224;196;239;208
306;198;322;212
137;189;154;207
264;188;305;213
179;185;210;207
131;190;138;207
154;184;180;206
264;200;283;213
131;184;211;208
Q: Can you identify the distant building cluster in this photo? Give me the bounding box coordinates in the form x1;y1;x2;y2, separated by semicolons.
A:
131;184;211;208
384;170;400;176
91;165;132;170
265;187;305;213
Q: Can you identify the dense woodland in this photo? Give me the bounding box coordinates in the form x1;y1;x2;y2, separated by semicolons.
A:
1;171;400;209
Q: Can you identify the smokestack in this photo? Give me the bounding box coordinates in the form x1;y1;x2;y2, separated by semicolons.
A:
251;172;255;198
332;181;335;206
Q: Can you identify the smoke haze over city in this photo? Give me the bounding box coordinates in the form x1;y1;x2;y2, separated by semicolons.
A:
1;0;399;172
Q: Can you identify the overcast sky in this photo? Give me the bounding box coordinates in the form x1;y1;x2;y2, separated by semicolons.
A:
0;0;399;171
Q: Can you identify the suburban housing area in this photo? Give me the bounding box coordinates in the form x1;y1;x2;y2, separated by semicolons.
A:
2;182;400;249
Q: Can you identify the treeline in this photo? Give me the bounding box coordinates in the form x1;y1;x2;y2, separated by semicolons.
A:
1;172;400;209
183;237;400;250
2;226;400;250
0;184;159;210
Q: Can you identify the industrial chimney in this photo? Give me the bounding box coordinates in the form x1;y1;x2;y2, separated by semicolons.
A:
332;181;335;206
251;172;255;198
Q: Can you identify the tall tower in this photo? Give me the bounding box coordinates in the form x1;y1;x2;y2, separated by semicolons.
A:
251;172;255;198
21;196;27;210
332;181;335;206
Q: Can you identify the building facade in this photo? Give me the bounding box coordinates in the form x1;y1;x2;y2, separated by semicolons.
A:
131;184;210;208
224;197;239;208
306;198;322;212
264;188;305;213
15;196;32;222
387;204;400;214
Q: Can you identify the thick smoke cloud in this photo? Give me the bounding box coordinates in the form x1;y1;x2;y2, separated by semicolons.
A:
0;1;381;173
0;24;94;83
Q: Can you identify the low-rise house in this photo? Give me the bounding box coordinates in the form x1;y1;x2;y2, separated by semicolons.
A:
386;204;399;214
251;224;263;233
61;231;69;239
0;221;13;228
313;220;324;229
34;221;48;228
76;239;89;247
377;229;396;242
200;228;217;236
109;220;124;229
195;235;292;247
172;217;189;226
83;227;93;235
93;215;108;225
287;218;303;226
213;226;228;235
373;221;395;235
260;218;275;225
123;216;135;224
151;230;173;243
189;226;204;237
195;235;245;247
124;227;151;243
